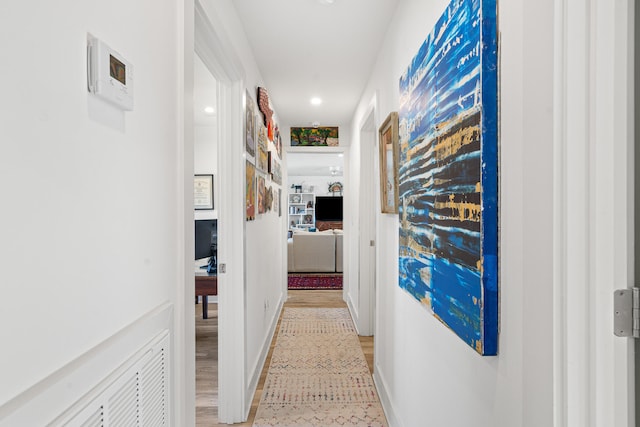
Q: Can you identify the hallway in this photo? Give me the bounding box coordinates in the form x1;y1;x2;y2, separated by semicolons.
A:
195;291;374;426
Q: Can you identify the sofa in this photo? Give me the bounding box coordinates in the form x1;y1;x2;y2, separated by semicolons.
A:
287;229;343;273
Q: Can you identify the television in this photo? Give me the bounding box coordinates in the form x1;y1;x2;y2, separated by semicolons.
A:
315;196;343;221
195;219;217;265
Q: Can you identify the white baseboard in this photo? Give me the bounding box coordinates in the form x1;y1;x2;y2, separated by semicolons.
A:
244;291;285;418
374;365;402;427
346;294;361;334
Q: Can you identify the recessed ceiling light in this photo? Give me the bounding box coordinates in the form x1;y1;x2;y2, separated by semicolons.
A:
310;97;322;106
318;0;335;4
338;153;344;157
329;165;342;176
204;106;215;115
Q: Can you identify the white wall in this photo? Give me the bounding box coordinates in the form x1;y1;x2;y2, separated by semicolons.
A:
0;0;186;417
194;115;216;307
349;0;554;425
287;176;344;197
245;144;286;397
194;125;218;220
198;0;287;415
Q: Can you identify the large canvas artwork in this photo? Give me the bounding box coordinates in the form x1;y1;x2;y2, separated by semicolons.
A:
398;0;498;355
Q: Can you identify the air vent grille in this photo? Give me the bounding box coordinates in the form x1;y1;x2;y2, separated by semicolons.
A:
51;330;169;427
79;406;103;427
107;373;139;426
140;348;166;425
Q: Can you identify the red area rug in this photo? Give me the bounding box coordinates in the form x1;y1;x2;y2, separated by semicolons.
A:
287;273;343;290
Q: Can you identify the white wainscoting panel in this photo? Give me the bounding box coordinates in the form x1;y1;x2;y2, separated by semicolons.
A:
0;303;173;426
52;330;169;426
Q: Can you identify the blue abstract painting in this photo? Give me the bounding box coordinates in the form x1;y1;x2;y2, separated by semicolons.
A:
398;0;498;355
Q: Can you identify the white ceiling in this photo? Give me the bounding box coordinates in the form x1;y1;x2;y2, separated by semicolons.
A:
195;1;397;175
231;0;399;128
288;152;344;177
194;58;344;177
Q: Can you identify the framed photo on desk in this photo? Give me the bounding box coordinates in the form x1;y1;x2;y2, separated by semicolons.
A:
194;174;214;210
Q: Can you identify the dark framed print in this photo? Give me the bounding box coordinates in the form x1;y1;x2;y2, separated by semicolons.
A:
194;174;214;210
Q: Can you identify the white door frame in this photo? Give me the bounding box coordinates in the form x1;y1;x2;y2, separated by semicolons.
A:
554;0;635;425
348;98;377;336
194;2;247;422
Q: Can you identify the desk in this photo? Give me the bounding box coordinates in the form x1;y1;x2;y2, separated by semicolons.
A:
195;273;217;319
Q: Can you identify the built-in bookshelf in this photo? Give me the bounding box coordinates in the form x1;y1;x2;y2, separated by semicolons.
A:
288;192;315;229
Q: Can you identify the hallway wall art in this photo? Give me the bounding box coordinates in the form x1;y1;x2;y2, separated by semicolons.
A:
258;175;266;215
398;0;498;355
257;123;269;172
245;89;256;158
246;160;256;221
290;126;339;146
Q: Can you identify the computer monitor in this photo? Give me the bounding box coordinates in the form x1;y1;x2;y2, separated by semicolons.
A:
195;219;217;268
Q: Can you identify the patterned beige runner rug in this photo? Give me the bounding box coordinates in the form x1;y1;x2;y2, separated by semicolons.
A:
253;307;387;427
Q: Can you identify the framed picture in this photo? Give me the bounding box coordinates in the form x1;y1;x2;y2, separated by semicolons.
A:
258;175;266;214
378;112;399;213
257;123;269;172
290;126;339;146
274;125;282;159
266;186;273;211
246;161;256;221
277;188;282;217
194;174;214;210
271;158;282;185
245;90;256;157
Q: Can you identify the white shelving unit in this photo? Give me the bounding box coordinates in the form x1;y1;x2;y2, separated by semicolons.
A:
288;192;315;230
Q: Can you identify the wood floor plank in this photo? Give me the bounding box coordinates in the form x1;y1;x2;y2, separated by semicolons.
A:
195;290;374;426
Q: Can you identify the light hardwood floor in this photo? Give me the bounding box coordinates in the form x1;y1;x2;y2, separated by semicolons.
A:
195;290;374;426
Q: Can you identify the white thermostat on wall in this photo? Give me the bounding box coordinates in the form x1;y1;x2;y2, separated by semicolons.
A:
87;35;134;111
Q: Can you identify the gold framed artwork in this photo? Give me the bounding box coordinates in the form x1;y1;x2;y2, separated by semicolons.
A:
378;112;399;213
257;123;269;172
246;161;256;221
245;90;256;158
258;175;266;214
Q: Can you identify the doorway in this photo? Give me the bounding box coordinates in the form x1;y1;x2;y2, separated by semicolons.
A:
556;0;636;424
286;149;346;273
193;1;247;422
635;1;640;421
286;151;345;230
347;108;376;337
193;52;219;425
